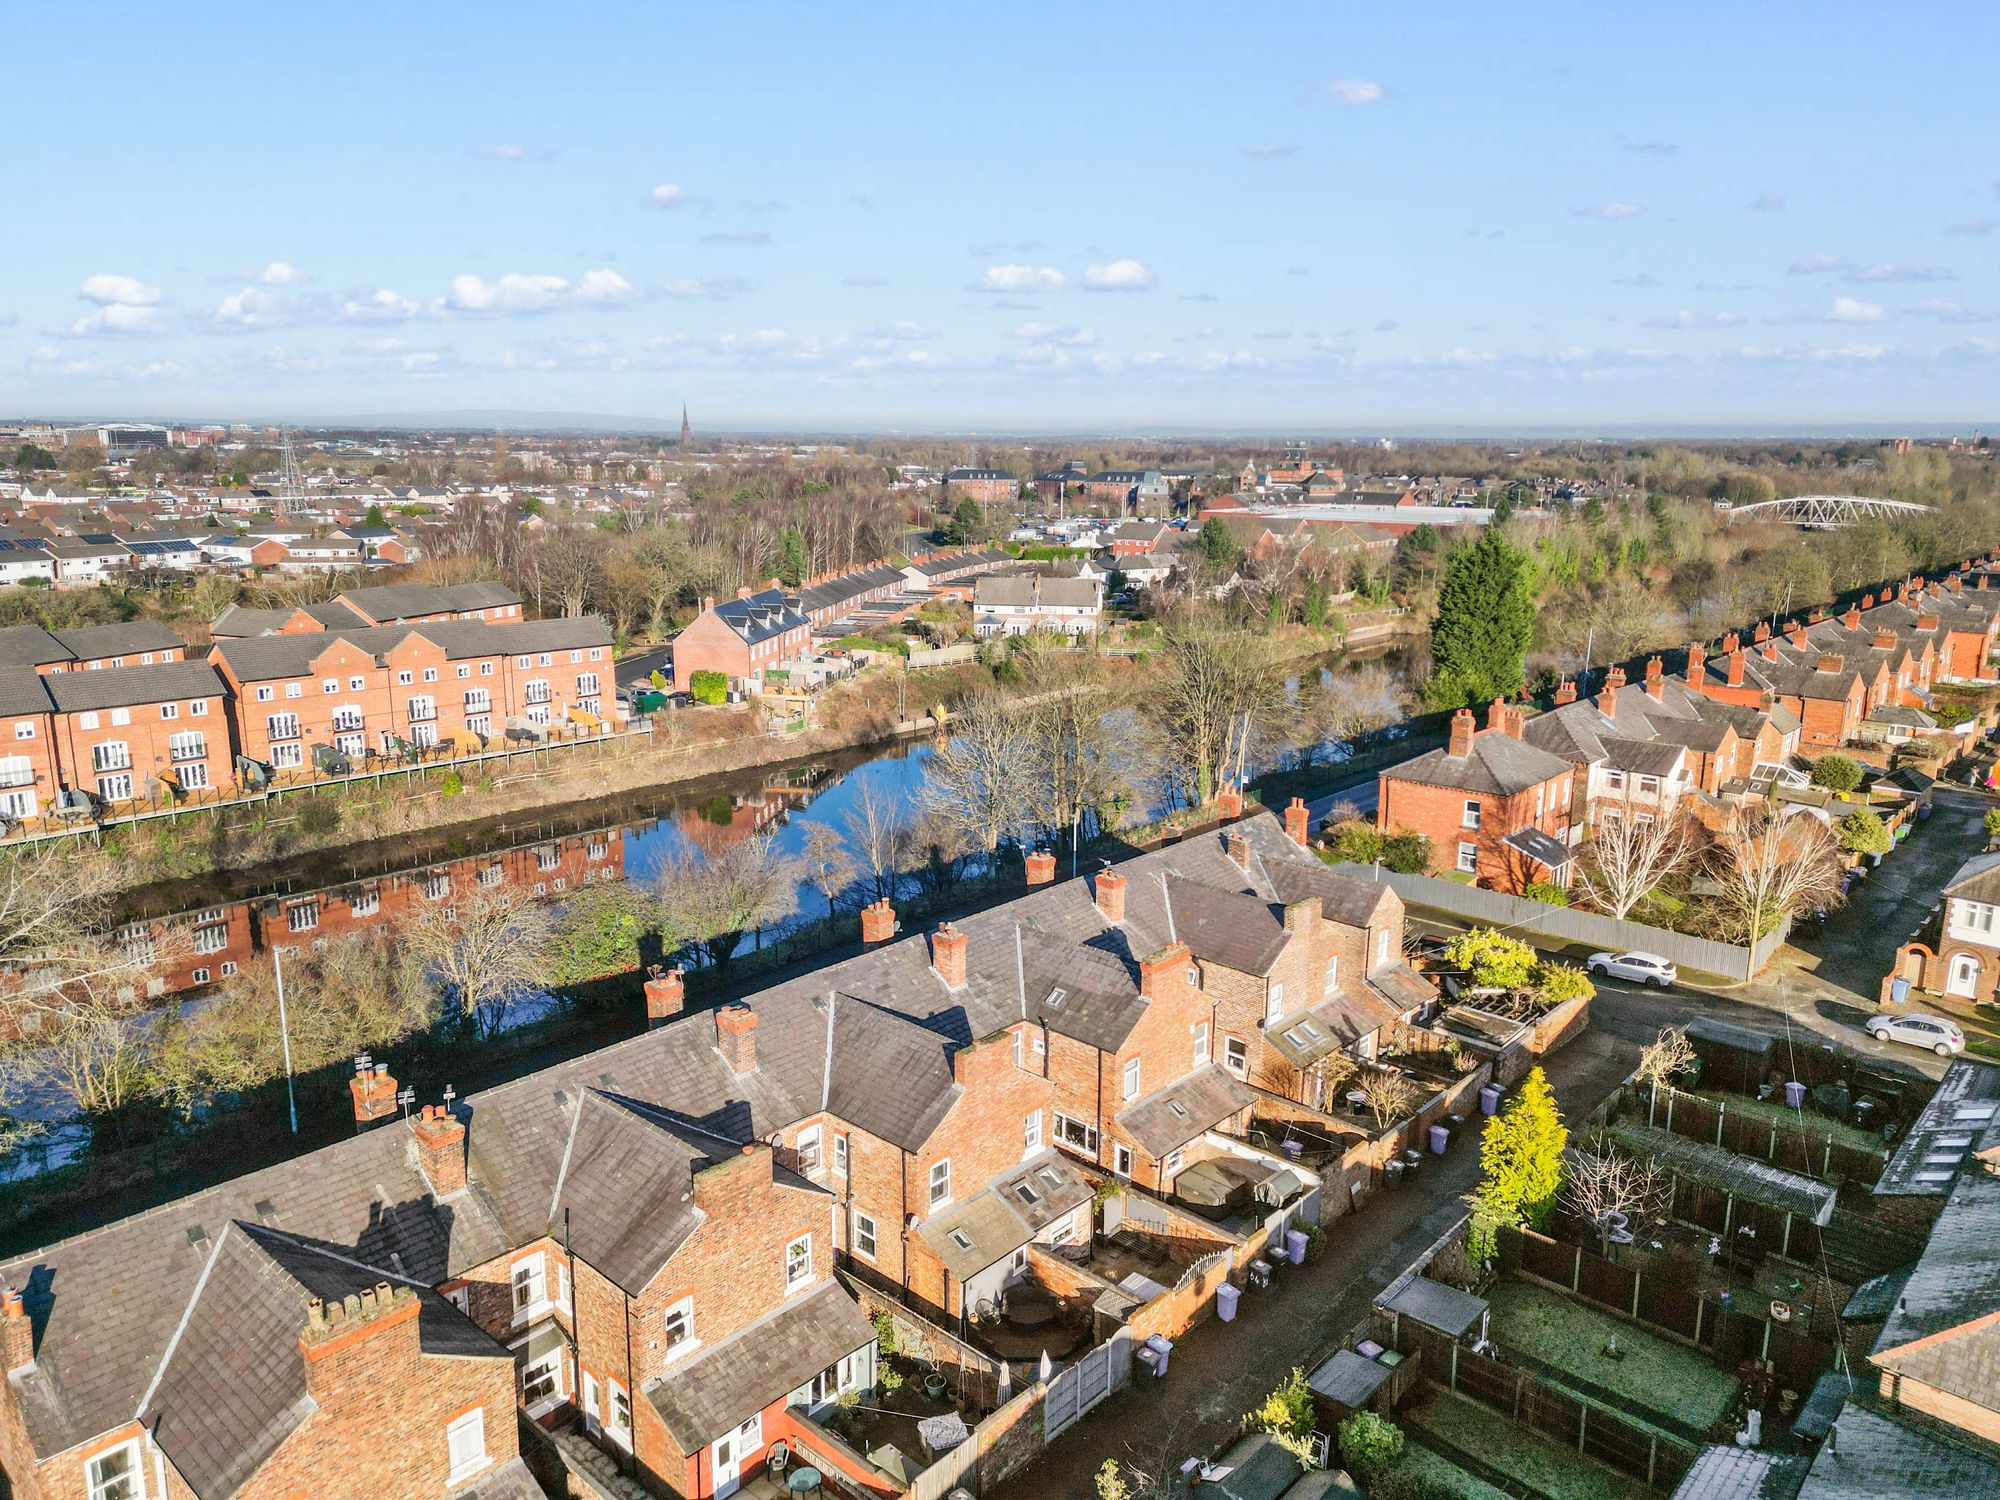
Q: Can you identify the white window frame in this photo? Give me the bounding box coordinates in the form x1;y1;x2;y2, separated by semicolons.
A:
446;1409;488;1484
662;1295;698;1362
1267;982;1286;1022
784;1233;813;1293
1456;841;1477;874
929;1157;952;1207
511;1252;549;1322
1053;1112;1099;1154
833;1132;848;1175
607;1379;633;1450
1462;798;1481;829
1222;1036;1249;1078
796;1124;823;1175
1122;1057;1141;1100
518;1336;566;1415
853;1209;878;1260
1192;1021;1210;1067
1377;928;1392;966
87;1439;143;1500
1324;955;1339;996
1113;1142;1134;1176
1024;1108;1042;1155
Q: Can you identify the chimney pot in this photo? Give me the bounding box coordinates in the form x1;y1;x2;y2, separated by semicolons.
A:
1753;622;1770;643
1843;604;1861;630
1138;942;1193;1000
1284;796;1311;847
1817;654;1844;674
930;923;969;989
1094;869;1128;922
410;1105;468;1199
1024;849;1057;885
644;966;685;1028
1727;649;1746;687
1217;785;1243;820
0;1287;30;1373
350;1064;399;1125
1721;631;1740;653
1448;707;1475;758
860;898;897;943
715;1002;759;1073
1226;830;1251;869
1553;678;1577;706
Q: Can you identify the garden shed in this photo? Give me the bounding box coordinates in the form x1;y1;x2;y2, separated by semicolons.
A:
1306;1348;1394;1423
1382;1276;1490;1342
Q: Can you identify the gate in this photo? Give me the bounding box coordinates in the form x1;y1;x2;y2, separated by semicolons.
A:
1042;1329;1131;1440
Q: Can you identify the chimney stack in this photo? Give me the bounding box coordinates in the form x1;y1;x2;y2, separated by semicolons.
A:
299;1283;420;1393
644;967;685;1028
1599;667;1625;716
1727;647;1746;687
1138;942;1193;1001
1486;697;1509;734
1553;678;1577;706
1217;784;1244;819
1024;849;1056;886
860;898;897;944
1951;572;1964;593
1226;830;1251;870
1721;631;1741;654
1843;604;1861;630
1874;627;1896;650
1785;620;1806;647
1817;654;1844;674
1644;657;1664;700
715;1002;758;1073
1094;870;1127;923
350;1060;397;1125
411;1106;467;1199
930;923;968;989
1685;643;1706;684
1284;797;1311;847
1448;707;1475;757
1917;612;1940;632
1754;622;1771;644
1;1288;32;1372
1862;593;1875;608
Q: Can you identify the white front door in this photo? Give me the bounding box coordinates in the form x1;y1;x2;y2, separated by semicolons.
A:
1950;953;1982;997
711;1413;761;1498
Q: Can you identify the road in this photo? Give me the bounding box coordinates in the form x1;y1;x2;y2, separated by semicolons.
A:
615;643;673;690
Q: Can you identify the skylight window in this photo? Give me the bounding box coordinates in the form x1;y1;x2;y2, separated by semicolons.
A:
1015;1183;1039;1205
1045;987;1067;1008
949;1229;973;1252
1166;1100;1190;1121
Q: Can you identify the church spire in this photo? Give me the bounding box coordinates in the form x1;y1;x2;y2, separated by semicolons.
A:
680;404;691;449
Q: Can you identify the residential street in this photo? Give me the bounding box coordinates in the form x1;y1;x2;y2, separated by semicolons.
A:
986;1025;1641;1500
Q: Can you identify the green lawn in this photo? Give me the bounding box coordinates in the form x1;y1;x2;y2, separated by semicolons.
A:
1686;1089;1886;1158
1388;1444;1515;1500
1485;1278;1738;1432
1404;1390;1649;1500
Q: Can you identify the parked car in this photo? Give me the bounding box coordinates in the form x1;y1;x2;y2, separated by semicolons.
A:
1586;950;1679;988
1866;1012;1965;1057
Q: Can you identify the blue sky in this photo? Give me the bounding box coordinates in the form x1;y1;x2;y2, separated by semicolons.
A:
9;2;1997;432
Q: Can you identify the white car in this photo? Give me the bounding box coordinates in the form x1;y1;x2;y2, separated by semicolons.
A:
1866;1012;1965;1057
1586;951;1678;988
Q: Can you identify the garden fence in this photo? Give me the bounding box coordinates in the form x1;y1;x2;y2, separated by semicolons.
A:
1636;1085;1887;1186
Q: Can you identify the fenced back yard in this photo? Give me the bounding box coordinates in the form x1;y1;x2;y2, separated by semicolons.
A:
1622;1083;1888;1187
1401;1387;1654;1500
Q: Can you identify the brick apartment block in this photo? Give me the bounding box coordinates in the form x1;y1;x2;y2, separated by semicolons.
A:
0;811;1432;1500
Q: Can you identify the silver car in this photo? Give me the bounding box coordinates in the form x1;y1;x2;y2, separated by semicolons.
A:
1866;1012;1965;1057
1586;950;1678;988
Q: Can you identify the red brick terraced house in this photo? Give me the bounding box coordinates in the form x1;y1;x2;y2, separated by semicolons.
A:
1376;699;1578;892
0;621;187;674
211;617;612;768
335;580;526;627
670;588;813;694
0;812;1432;1500
46;660;231;806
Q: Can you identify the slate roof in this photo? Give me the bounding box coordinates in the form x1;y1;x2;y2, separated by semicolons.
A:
0;623;99;669
0;667;53;716
1504;826;1575;870
911;547;1010;578
1875;1060;2000;1196
1117;1066;1257;1156
1943;851;2000;907
1792;1400;2000;1500
41;659;223;712
1266;859;1397;929
1166;875;1290;976
1382;1276;1488;1338
643;1280;875;1450
50;620;185;659
710;588;809;646
1672;1445;1810;1500
798;564;906;616
974;574;1102;611
210;600;369;637
210;616;611;682
1306;1349;1393;1411
1385;728;1573;796
336;581;521;623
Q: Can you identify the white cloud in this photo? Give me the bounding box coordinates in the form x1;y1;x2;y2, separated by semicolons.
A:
1826;296;1887;323
342;288;420;322
1411;346;1498;367
1645;309;1745;329
442;269;636;314
479;144;529;160
575;268;637;304
1012;322;1097;346
1569;202;1644;221
1788;254;1850;275
662;276;749;300
72;304;162;337
1747;190;1786;212
1318;77;1384;105
647;183;685;209
79;273;162;307
1082;259;1155;292
258;260;308;286
1845;263;1955;284
976;265;1068;293
212;287;274;327
1915;299;1998;324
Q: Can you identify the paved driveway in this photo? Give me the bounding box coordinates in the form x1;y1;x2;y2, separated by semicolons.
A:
615;643;673;689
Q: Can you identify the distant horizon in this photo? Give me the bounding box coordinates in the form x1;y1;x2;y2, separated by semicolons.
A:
4;3;1992;423
4;408;1992;446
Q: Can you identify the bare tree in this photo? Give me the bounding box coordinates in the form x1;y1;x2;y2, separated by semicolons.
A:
1143;619;1282;807
843;777;913;902
650;832;802;971
1561;1146;1673;1257
1358;1067;1425;1131
800;822;855;921
1635;1024;1699;1125
1019;662;1129;850
1573;804;1699;919
401;886;556;1039
1707;806;1845;946
922;695;1034;853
